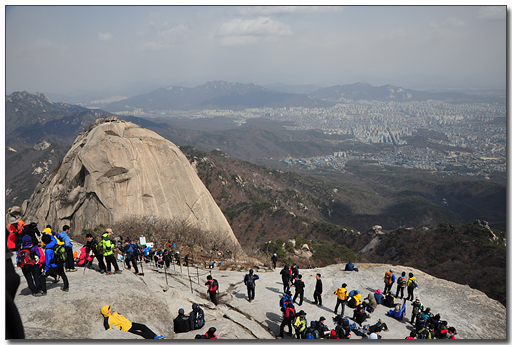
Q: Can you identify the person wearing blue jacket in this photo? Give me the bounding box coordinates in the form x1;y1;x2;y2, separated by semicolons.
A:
41;233;69;293
58;225;76;272
121;238;140;275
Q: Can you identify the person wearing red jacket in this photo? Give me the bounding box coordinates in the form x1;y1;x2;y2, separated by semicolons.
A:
205;275;218;305
279;303;296;338
205;327;217;339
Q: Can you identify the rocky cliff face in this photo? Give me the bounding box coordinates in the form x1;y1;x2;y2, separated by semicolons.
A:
19;117;241;250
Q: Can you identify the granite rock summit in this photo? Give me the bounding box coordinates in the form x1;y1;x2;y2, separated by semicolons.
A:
17;117;241;250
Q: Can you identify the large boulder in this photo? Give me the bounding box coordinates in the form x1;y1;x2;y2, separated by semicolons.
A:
19;117;241;251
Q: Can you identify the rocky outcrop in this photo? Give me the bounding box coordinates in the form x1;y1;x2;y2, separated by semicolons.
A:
17;117;241;251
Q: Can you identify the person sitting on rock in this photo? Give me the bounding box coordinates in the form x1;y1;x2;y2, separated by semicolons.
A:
374;289;383;304
173;308;191;333
352;304;370;325
344;260;355;271
405;330;417;339
101;305;164;339
382;292;396;308
204;327;217;339
347;290;362;308
189;303;205;330
316;316;330;338
386;299;406;321
420;307;434;323
368;327;383;339
366;319;389;333
363;292;378;312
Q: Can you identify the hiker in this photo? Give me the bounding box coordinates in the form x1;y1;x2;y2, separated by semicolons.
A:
294;310;307;339
293;274;305;306
313;273;323;306
189;303;205;330
121;238;139;275
352;304;370;325
174;251;181;266
101;305;164;339
386;300;406;321
75;245;94;267
280;290;294;311
244;269;260;302
347;290;362;308
7;217;25;251
19;222;41;247
205;327;217;339
85;233;107;273
334;283;348;316
368;328;383;339
405;331;417;339
279;300;296;338
173;308;191;333
366;319;389;333
383;268;395;295
290;263;299;283
41;233;69;293
205;275;219;305
17;235;43;296
410;297;423;324
163;250;171;268
382;292;396;308
334;316;352;339
184;254;189;266
374;289;383;304
406;272;417;301
58;225;76;272
363;292;378;312
100;229;121;274
396;271;407;299
420;307;434;323
271;253;278;269
344;260;354;271
280;264;291;293
316;316;330;338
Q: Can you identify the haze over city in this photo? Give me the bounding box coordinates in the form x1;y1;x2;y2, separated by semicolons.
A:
5;5;506;100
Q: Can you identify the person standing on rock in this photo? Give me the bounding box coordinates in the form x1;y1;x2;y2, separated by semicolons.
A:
294;310;308;339
205;275;219;305
58;225;76;272
101;305;164;339
271;253;278;270
41;233;69;293
293;274;305;306
410;297;423;325
396;272;407;299
244;269;259;302
313;273;323;306
406;273;417;301
280;264;291;293
279;301;296;338
291;263;299;283
100;230;121;274
383;269;395;295
85;233;107;273
121;238;140;275
334;283;348;316
16;235;43;296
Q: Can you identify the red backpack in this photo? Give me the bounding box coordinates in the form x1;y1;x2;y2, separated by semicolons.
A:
17;249;37;268
330;329;339;339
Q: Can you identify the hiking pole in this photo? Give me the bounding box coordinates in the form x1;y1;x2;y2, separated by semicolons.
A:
197;266;200;285
164;262;168;285
189;274;193;294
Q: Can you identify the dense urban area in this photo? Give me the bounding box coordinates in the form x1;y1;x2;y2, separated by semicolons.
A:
113;99;506;178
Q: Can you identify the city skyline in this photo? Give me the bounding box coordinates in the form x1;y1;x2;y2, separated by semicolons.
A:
5;5;506;97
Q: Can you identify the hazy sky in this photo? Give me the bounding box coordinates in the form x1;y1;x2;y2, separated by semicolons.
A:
5;5;506;97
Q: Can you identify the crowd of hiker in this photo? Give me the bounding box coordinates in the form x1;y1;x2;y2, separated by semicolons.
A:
8;217;457;340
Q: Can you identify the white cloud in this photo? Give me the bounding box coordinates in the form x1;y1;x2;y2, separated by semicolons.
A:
218;17;292;37
99;32;113;41
477;6;505;21
236;6;343;16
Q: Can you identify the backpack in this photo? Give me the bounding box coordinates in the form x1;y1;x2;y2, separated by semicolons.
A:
330;329;338;339
246;274;255;287
417;328;430;339
195;334;207;339
398;276;407;287
33;246;45;266
347;297;357;308
384;271;392;284
194;308;205;329
18;249;37;268
96;242;106;256
131;244;141;258
52;244;67;264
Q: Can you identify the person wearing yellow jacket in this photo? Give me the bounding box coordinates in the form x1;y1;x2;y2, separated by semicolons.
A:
294;310;307;339
406;272;418;301
334;283;348;316
41;227;64;247
101;305;164;339
100;230;121;274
